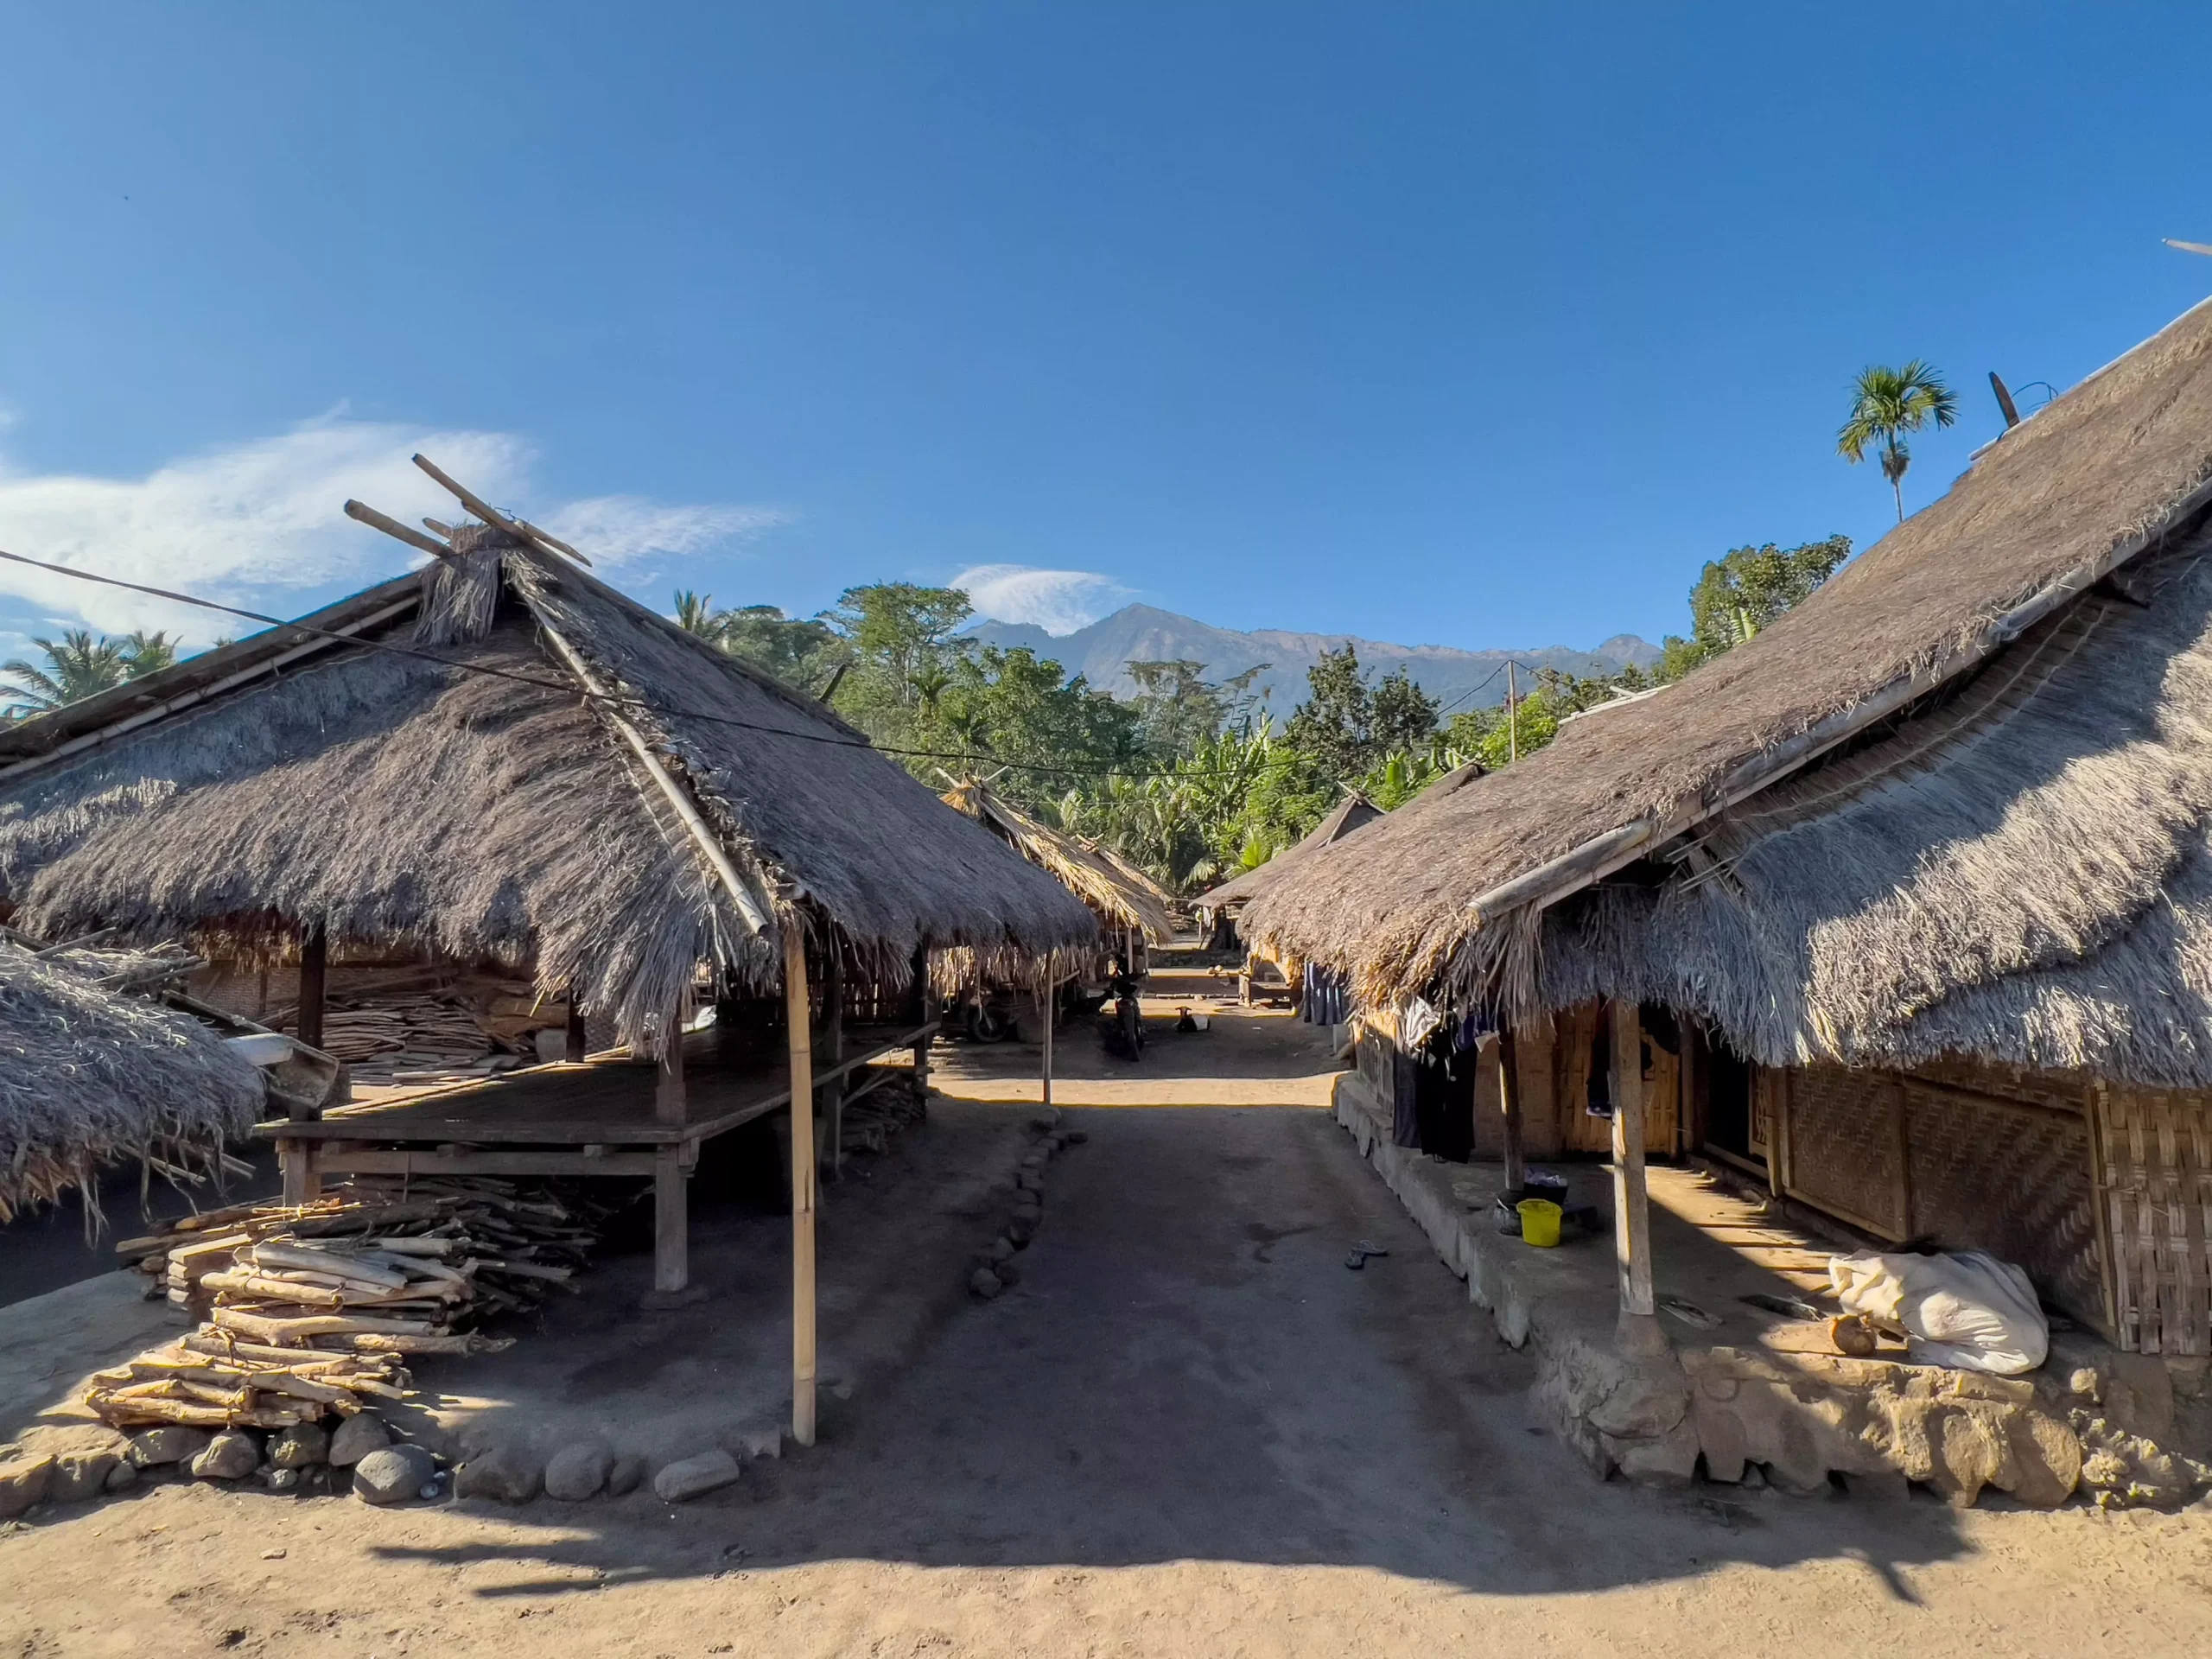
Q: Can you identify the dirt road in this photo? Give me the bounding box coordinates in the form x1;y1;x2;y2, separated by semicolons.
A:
5;1099;2209;1656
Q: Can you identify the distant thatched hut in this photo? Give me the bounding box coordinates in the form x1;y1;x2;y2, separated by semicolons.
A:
1247;296;2212;1363
940;777;1173;971
0;940;264;1222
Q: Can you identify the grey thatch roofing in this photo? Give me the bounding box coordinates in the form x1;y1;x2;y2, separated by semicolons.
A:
941;778;1174;943
0;534;1097;1052
0;942;264;1221
1244;295;2212;1087
1195;792;1382;912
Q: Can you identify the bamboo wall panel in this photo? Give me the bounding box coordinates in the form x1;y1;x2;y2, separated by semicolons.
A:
1782;1065;1910;1239
1901;1080;2105;1335
2098;1087;2212;1357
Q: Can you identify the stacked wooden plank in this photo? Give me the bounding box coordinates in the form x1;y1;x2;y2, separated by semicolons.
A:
95;1180;604;1434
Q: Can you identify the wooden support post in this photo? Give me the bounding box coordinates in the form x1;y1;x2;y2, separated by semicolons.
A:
820;945;845;1179
1608;999;1663;1353
653;1145;687;1294
1041;975;1055;1114
296;920;327;1053
278;1140;320;1206
1497;1026;1526;1194
656;1004;687;1126
565;986;588;1063
910;943;932;1109
784;923;818;1448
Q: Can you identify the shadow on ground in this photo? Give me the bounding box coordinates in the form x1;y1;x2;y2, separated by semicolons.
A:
359;1103;1975;1603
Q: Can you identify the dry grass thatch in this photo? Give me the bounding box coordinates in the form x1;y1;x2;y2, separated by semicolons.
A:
0;539;1097;1053
940;778;1174;943
1196;791;1383;912
0;942;265;1222
1244;296;2212;1085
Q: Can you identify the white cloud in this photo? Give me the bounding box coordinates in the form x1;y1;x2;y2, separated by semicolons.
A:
951;563;1128;634
0;415;786;645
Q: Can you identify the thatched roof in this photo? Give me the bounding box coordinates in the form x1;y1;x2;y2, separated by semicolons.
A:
1244;295;2212;1087
0;531;1096;1053
1195;791;1383;912
940;778;1174;943
0;941;264;1221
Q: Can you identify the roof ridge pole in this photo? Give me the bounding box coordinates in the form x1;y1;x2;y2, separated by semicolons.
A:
525;601;775;940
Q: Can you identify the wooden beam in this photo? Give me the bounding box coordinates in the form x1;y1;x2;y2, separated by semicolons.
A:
820;944;846;1178
410;452;594;566
565;989;588;1064
910;943;933;1107
344;499;458;563
526;606;775;939
277;1140;320;1205
657;1003;687;1127
1497;1026;1525;1193
653;1145;687;1294
1608;1000;1663;1352
296;921;328;1053
315;1147;658;1177
785;922;818;1447
1041;975;1055;1112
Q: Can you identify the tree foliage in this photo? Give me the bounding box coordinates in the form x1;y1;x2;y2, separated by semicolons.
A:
1839;360;1959;522
1;628;178;720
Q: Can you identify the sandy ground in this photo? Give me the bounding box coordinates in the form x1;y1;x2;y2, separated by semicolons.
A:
5;1009;2211;1656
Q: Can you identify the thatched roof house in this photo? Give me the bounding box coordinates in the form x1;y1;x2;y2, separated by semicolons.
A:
1250;296;2212;1375
0;940;264;1221
940;777;1173;945
1196;791;1383;915
0;526;1098;1055
1247;295;2212;1087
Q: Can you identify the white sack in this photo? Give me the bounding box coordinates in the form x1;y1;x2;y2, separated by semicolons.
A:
1827;1249;2049;1375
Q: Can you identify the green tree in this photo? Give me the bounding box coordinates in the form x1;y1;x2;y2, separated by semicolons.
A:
671;589;726;643
2;629;139;718
935;645;1142;808
1657;534;1852;679
1839;361;1959;522
719;605;843;689
1124;658;1268;759
1370;666;1440;756
830;583;973;711
121;630;178;677
1281;646;1439;785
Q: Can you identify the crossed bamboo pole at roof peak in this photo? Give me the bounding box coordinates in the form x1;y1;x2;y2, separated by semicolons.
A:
343;453;591;572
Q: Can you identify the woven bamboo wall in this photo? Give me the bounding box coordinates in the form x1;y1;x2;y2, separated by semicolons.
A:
1781;1065;1910;1239
1901;1079;2104;1333
2097;1086;2212;1357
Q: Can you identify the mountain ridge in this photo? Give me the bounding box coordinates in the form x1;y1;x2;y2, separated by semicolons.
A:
965;602;1660;714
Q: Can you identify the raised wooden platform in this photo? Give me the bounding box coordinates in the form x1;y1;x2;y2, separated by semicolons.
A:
255;1020;936;1154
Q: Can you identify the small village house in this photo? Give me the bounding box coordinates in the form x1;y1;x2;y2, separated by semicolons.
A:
1243;298;2212;1499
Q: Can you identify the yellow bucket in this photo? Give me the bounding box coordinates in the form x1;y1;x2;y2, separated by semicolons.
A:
1516;1198;1563;1248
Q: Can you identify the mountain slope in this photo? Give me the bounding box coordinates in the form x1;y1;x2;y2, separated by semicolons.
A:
965;603;1658;713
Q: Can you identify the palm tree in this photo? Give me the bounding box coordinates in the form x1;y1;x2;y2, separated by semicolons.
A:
1839;360;1960;522
122;630;178;677
1;630;133;717
671;590;728;644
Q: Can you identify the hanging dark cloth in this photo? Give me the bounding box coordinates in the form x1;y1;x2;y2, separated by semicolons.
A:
1301;963;1349;1026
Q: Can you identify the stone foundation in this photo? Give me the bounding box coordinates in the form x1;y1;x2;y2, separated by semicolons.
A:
1332;1071;2212;1508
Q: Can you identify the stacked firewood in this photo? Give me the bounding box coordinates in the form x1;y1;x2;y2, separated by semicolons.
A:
271;995;522;1073
96;1180;604;1433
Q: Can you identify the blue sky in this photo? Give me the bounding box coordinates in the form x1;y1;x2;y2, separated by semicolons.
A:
3;3;2211;665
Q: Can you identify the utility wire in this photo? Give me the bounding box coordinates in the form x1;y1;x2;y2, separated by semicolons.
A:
0;548;1268;782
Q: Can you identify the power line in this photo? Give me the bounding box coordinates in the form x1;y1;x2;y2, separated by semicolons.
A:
0;549;1263;782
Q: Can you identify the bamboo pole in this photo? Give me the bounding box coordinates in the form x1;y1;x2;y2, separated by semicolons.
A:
1041;974;1055;1113
528;607;774;938
343;499;457;563
410;452;594;566
296;921;328;1052
1608;999;1663;1353
1497;1026;1525;1193
785;922;817;1447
